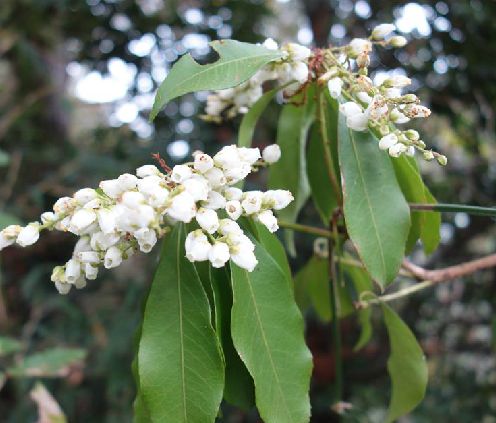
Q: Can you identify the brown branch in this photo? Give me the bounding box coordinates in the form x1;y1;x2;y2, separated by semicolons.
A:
402;254;496;284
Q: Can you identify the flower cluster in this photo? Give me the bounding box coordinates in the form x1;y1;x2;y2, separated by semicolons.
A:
204;39;311;121
204;25;446;165
0;144;291;294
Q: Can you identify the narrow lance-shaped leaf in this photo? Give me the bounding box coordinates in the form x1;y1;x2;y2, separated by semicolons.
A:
231;239;312;423
392;155;440;254
382;304;428;423
150;40;283;120
338;118;411;287
268;91;315;256
138;225;224;423
209;266;255;409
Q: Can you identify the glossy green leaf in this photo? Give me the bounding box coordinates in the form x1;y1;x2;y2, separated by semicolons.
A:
231;240;312;423
238;87;279;148
138;225;224;423
392;155;440;254
307;125;338;224
0;336;22;356
382;304;428;422
150;40;282;120
268;93;315;256
7;348;85;378
338;119;411;287
132;319;150;422
209;266;254;409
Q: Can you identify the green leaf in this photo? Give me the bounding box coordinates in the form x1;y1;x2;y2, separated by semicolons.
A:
238;87;280;148
392;155;440;254
268;92;315;256
209;266;255;409
150;40;283;120
7;348;85;378
307;125;338;224
0;336;22;356
382;304;428;422
338;119;411;288
138;225;224;423
230;240;312;423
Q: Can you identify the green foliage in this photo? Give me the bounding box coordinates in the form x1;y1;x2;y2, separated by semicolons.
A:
382;304;428;423
7;348;85;378
268;92;315;256
137;226;224;423
150;40;282;120
0;336;22;356
338;117;411;287
230;239;312;423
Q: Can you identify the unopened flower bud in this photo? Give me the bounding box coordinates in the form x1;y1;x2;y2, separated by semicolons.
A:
423;151;435;161
436;155;448;166
379;134;398;150
208;242;230;268
405;129;420;141
356;52;370;68
389;36;408;48
194;153;214;173
16;223;40;247
371;23;396;40
262;144;282;164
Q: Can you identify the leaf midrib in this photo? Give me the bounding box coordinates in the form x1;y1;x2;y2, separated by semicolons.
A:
348;128;387;279
243;269;295;423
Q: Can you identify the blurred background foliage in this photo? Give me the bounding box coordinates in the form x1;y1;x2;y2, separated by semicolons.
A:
0;0;495;421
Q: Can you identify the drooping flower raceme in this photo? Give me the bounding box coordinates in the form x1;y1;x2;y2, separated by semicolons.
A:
204;25;447;165
0;145;292;294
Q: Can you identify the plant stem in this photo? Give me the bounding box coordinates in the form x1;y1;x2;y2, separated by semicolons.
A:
278;220;333;238
410;202;496;217
356;280;434;309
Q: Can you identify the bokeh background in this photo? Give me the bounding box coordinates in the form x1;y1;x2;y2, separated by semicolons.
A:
1;0;495;421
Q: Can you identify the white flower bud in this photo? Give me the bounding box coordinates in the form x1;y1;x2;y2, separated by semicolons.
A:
423;151;435;161
53;197;76;213
78;251;100;264
356;91;372;105
55;281;71;295
137;175;162;195
117;173;138;191
69;209;97;234
41;212;57;225
346;113;369;131
340;102;363;118
90;232;120;251
214;145;240;168
384;75;411;88
104;246;123;269
99;179;123;199
406;146;415;157
194;153;214;173
84;263;99;280
218;219;243;236
121;191;146;209
74;188;97;205
388;143;407;158
196;208;220;234
371;23;396;40
225;200;243;220
348;38;372;57
286;43;311;61
405;105;431;118
167;192;197;223
170;165;193;183
238;147;261;165
185;230;211;262
390;108;410;124
291;62;309;84
379;133;398;150
134;228;158;253
231;247;258;272
0;225;21;250
204;167;227;188
257;210;279;233
263;38;279;50
389;36;408;48
16;223;40;247
241;191;263;215
202;190;226;210
74;276;87;290
208;242;230;268
327;77;343;99
65;258;82;283
136;164;160;178
224;164;251;185
223;187;243;201
263;190;294;210
96;208;117;234
405;129;420;141
262;144;281;164
182;176;210;202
